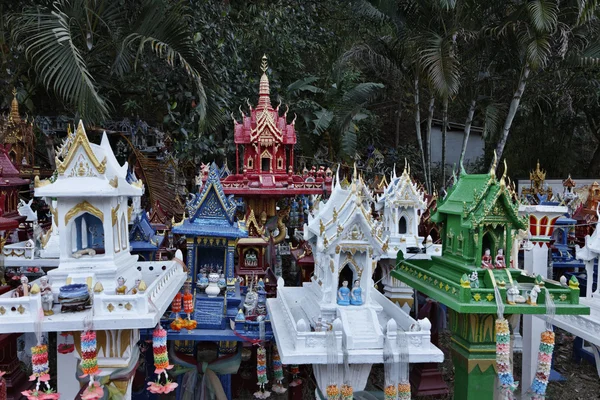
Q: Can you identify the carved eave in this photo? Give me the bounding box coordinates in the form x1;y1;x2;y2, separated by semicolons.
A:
251;109;283;145
55;120;107;175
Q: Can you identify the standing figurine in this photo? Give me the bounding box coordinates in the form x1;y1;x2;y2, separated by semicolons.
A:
481;249;493;269
337;280;350;306
12;276;30;298
115;277;127;295
469;272;479;289
350;279;362;305
495;248;506;269
527;283;541;305
39;276;54;315
197;271;209;292
217;273;227;293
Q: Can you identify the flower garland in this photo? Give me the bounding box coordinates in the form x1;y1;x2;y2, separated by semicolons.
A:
148;325;178;394
80;330;104;400
254;346;270;399
171;292;182;316
495;318;518;398
326;384;340;400
57;332;74;355
271;345;287;394
22;344;60;400
398;383;411;400
340;384;353;400
528;330;555;399
384;385;397;400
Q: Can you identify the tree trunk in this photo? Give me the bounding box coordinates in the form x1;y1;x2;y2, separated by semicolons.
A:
495;65;530;164
426;96;435;192
414;78;428;192
460;99;477;171
45;135;56;169
395;97;403;148
441;97;448;189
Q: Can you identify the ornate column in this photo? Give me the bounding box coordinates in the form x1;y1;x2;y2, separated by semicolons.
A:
380;260;414;311
186;237;195;279
519;204;566;387
226;240;236;293
448;310;497;400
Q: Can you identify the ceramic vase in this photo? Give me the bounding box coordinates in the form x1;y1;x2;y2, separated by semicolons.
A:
206;273;221;298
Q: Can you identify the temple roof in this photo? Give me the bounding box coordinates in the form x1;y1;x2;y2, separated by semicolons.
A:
306;167;387;254
172;163;247;238
233;55;296;147
375;163;427;211
563;174;576;188
0;146;29;187
35;121;142;197
130;212;162;251
432;163;526;230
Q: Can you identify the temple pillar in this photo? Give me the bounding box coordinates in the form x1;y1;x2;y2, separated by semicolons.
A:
227;241;236;293
186;237;195;278
448;310;497;400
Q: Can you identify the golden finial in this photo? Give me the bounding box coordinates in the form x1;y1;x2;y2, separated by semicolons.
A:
489;150;497;176
501;159;508;186
9;88;21;124
261;54;268;73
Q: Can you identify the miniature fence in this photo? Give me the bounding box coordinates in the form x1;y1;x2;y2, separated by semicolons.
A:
2;240;35;260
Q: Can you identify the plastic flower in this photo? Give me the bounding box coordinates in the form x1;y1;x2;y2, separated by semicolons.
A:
163;381;178;394
147;382;165;394
81;382;103;400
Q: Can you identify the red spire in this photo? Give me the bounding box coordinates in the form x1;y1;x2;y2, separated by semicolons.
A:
257;55;271;110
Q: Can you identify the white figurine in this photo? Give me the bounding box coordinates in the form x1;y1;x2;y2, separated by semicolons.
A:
39;276;54;315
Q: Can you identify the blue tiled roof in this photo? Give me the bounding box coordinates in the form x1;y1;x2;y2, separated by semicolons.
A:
173;219;247;238
130;212;158;244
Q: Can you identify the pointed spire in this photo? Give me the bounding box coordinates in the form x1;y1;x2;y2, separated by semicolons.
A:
489;150;497;176
257;54;271;109
9;88;21;124
353;162;358;181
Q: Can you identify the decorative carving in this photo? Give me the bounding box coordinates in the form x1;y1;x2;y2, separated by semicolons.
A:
56;121;107;175
34;175;51;188
107;303;115;312
64;201;104;225
109;176;119;188
111;204;120;226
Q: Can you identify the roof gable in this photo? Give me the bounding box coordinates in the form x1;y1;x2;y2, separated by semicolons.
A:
56;120;107;177
187;163;236;224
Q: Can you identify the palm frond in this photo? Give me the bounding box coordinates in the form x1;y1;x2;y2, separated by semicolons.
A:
342;82;385;104
312;109;334;135
577;0;600;26
126;0;208;118
419;32;460;97
287;77;325;95
10;1;109;121
527;0;558;33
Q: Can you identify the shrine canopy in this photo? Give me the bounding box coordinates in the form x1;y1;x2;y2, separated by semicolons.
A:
35;120;142;197
392;164;589;315
173;163;247;239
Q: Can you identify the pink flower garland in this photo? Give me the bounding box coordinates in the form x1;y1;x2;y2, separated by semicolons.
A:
22;344;60;400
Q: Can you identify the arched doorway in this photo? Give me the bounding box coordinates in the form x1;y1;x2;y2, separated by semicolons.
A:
482;231;496;257
398;216;407;234
72;213;104;253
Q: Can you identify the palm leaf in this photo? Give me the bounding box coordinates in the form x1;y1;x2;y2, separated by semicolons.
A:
287;76;325;94
342;82;385;104
312;109;334;135
527;0;558;33
577;0;600;25
419;32;460;97
10;1;108;121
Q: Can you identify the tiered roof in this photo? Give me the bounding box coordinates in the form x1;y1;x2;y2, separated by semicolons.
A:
376;163;427;211
172;163;247;238
0;146;29;187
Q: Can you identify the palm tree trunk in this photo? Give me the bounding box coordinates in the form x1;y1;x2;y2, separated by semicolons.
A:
495;65;530;164
395;97;402;148
426;96;435;192
414;78;428;191
441;97;448;188
459;99;477;170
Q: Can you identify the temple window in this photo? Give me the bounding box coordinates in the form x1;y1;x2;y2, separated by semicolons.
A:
248;158;253;169
338;263;355;289
277;157;283;170
71;213;104;256
398;216;407;234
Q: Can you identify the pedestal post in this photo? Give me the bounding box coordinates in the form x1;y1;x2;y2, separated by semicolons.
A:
448;310;497;400
227;241;236;293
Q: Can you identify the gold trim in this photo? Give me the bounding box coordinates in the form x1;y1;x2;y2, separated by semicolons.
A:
132;179;143;189
111;204;120;226
109;176;118;188
468;359;497;373
49;203;58;225
64;201;104;225
17;305;25;314
107;303;115;312
127;206;133;222
34;175;51;188
56;121;106;175
0;306;5;315
40;225;52;248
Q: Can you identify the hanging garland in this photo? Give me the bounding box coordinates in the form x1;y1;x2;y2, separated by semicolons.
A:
528;330;555;399
22;344;60;400
148;325;178;394
80;330;104;400
340;384;352;400
254;346;270;399
271;345;287;394
495;318;518;398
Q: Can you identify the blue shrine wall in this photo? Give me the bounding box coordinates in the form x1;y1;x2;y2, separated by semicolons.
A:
74;213;104;250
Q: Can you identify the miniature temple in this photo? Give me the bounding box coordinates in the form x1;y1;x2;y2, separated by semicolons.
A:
391;161;589;400
267;168;443;395
521;160;553;203
0;121;187;398
0;146;29;220
129;211;164;262
172;162;247;295
0;89;35;168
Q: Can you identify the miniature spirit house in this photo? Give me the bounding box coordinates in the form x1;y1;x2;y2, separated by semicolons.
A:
0;121;187;398
267;170;442;395
172;163;247;288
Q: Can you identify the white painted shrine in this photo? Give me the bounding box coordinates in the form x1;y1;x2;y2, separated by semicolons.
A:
267;168;443;393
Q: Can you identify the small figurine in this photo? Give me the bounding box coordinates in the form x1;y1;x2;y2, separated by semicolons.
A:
218;273;227;293
315;317;323;332
337;280;350;306
527;284;541;305
350;279;362;305
481;249;493;269
469;272;479;289
115;277;127;295
197;271;209;292
12;275;30;298
258;278;265;289
507;284;520;305
495;248;506;269
129;279;142;294
39;276;54;315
